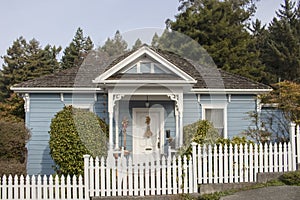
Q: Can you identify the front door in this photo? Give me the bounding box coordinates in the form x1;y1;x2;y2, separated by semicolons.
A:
132;108;164;163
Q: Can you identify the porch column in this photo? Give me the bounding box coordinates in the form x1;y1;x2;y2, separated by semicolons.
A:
108;93;114;150
178;93;184;147
175;107;179;148
168;93;184;148
114;101;120;150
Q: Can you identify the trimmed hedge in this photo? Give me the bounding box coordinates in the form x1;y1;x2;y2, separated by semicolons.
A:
49;106;108;176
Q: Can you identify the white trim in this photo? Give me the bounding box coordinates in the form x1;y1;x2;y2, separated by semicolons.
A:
11;87;103;93
102;80;195;84
93;46;196;84
191;88;272;94
201;103;228;138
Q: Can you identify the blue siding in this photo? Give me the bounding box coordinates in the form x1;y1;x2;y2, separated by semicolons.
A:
27;93;108;175
227;95;256;138
183;94;201;126
27;93;64;175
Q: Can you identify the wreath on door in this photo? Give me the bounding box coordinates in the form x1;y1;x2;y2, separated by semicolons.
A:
144;116;153;138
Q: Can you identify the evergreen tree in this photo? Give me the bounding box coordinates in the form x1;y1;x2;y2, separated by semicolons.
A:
262;0;300;83
101;30;128;57
61;27;94;69
151;33;160;47
132;38;142;50
0;37;61;102
164;0;266;82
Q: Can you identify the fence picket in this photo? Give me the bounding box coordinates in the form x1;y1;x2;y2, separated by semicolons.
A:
1;125;300;199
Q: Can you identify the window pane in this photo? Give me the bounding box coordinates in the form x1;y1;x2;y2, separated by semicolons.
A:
126;65;137;73
205;109;224;137
140;62;151;73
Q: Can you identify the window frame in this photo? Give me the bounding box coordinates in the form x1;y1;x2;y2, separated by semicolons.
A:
201;104;228;138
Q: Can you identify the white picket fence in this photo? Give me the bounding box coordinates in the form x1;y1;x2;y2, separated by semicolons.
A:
0;124;299;199
0;174;86;200
84;153;197;197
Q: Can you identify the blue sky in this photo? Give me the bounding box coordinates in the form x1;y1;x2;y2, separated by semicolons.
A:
0;0;284;66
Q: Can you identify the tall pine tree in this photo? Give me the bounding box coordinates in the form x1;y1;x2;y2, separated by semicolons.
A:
165;0;266;82
101;30;128;57
262;0;300;83
61;27;94;69
0;37;61;120
0;37;61;101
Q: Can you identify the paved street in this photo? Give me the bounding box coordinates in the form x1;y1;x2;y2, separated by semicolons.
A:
220;186;300;200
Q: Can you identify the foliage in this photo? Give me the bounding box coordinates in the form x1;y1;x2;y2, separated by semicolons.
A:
0;120;30;163
0;37;61;102
101;30;128;57
132;38;142;50
260;0;300;83
61;27;94;69
164;0;266;82
279;171;300;186
260;81;300;125
181;120;254;157
242;111;272;143
0;93;25;122
49;106;108;176
0;160;27;177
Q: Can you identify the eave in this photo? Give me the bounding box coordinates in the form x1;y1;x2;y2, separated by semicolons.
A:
190;88;272;94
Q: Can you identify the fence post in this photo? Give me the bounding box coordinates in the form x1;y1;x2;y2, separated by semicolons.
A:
296;125;300;168
191;142;198;193
290;123;296;171
83;154;90;200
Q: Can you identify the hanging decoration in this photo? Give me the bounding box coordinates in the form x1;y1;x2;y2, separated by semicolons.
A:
122;116;128;149
144;115;153;138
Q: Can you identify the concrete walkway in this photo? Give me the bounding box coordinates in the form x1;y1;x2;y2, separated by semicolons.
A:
220;186;300;200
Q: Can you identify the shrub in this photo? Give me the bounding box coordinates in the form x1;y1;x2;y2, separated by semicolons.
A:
279;171;300;186
0;120;29;162
181;120;254;157
0;120;29;176
49;106;108;176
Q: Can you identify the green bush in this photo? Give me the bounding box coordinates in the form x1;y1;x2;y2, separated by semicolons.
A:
49;106;108;176
0;120;30;162
0;120;29;176
181;120;254;157
279;171;300;186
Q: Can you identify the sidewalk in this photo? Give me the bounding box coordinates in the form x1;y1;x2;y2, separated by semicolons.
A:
220;186;300;200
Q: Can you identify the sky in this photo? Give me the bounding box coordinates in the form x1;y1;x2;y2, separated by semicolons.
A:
0;0;284;67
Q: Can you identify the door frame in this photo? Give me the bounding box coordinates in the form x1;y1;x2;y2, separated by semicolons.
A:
132;107;165;155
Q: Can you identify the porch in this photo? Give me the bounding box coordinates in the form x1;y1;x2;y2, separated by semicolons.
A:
106;89;184;158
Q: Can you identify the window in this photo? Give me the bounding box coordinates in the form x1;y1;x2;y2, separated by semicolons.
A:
122;61;172;74
205;109;224;137
202;104;227;138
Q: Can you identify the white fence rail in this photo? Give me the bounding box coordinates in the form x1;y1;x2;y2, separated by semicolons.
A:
84;153;197;197
192;142;293;184
0;124;299;199
0;174;85;200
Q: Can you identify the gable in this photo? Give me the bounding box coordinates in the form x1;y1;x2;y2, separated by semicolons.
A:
92;46;197;84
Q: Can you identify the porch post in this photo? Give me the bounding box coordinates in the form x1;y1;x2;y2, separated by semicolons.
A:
178;93;184;147
115;101;120;150
175;107;179;148
108;93;114;150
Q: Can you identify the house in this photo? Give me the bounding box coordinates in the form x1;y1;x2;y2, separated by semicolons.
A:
12;45;272;175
